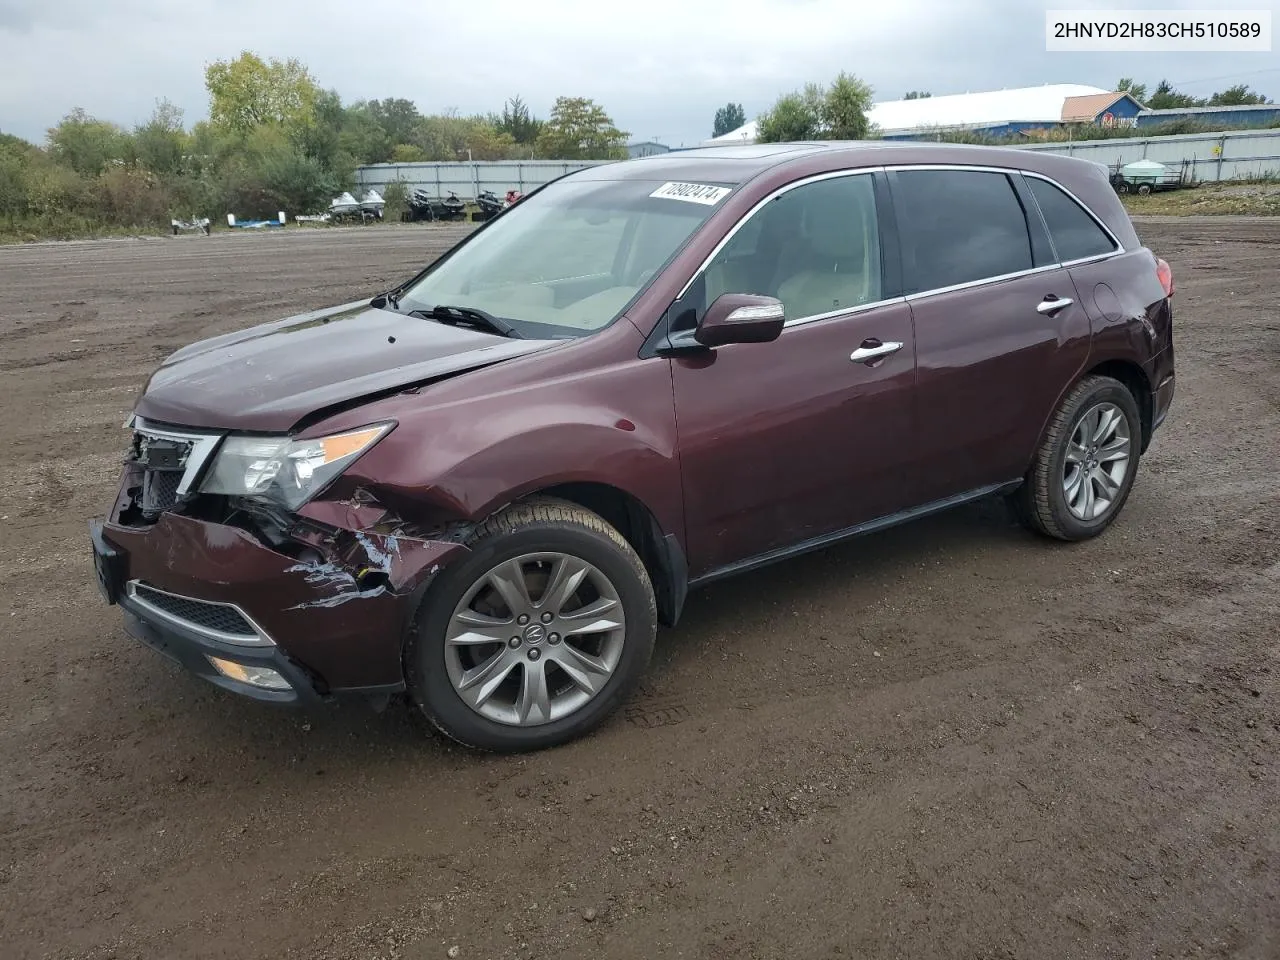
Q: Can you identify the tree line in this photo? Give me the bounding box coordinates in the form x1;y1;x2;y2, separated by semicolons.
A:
0;51;631;239
1115;78;1272;109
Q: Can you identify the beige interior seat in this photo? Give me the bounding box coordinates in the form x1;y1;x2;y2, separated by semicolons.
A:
775;199;875;321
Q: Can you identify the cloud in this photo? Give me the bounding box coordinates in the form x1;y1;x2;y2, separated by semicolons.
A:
0;0;1276;145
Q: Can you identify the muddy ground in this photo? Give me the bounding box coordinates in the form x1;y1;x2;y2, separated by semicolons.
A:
1;220;1276;960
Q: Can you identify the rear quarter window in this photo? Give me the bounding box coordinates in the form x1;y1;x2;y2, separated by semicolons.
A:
1027;177;1119;262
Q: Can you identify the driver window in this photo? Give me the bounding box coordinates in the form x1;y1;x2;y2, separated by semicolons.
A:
700;173;882;323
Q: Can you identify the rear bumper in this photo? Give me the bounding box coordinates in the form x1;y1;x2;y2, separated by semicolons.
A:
90;508;467;702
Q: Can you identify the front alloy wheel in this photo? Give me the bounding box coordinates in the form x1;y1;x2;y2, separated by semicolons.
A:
445;553;627;726
406;498;656;752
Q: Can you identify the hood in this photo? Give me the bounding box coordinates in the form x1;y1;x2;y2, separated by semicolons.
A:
133;300;563;432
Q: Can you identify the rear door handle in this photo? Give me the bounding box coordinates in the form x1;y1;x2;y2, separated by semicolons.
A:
850;340;903;363
1036;296;1074;316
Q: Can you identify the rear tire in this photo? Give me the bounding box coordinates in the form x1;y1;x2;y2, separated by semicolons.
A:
405;497;656;753
1014;375;1142;541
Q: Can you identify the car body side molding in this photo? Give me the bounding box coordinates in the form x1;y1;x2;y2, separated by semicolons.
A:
687;480;1023;589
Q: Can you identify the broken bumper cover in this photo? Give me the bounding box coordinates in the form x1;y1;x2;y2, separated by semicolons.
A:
90;511;467;702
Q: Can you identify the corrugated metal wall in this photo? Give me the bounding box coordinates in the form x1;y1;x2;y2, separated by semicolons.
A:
354;160;615;199
1135;106;1280;129
354;129;1280;199
1013;128;1280;181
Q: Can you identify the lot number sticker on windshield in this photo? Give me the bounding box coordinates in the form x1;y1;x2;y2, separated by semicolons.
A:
649;182;732;205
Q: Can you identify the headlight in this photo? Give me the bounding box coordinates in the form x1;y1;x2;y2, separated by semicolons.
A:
201;423;393;509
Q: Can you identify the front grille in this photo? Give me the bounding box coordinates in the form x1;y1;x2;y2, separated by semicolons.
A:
131;583;260;640
140;469;182;516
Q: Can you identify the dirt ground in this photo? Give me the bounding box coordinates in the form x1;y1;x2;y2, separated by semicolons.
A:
1;220;1277;960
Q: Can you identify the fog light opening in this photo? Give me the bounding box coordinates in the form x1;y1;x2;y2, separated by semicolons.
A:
207;656;292;691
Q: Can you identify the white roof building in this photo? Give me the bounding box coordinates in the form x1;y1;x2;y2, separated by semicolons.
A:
701;84;1116;144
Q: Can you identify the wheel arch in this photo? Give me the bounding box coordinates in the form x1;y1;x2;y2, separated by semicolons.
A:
527;481;689;628
1025;356;1153;476
401;477;690;629
1082;358;1153;452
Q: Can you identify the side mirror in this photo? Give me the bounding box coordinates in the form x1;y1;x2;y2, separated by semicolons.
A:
694;294;786;347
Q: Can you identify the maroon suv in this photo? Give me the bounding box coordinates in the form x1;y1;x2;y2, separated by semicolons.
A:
90;142;1175;752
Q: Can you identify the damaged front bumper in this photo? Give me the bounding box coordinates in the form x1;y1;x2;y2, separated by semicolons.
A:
90;497;468;703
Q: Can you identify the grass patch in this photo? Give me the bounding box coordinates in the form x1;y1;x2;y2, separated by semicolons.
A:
1122;181;1280;216
0;215;170;244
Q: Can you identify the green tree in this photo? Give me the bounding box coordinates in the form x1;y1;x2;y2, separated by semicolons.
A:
757;85;824;141
903;90;932;100
0;138;31;223
205;52;320;133
1115;78;1148;104
339;107;393;164
381;179;410;220
535;97;629;159
823;72;876;139
1208;84;1271;106
410;113;510;160
367;98;423;146
712;102;746;137
496;96;543;144
47;108;128;176
1147;80;1205;110
466;122;517;160
390;143;426;162
133;99;187;176
224;124;341;216
757;73;875;142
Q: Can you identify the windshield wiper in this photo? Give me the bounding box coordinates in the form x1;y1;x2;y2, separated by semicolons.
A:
409;304;521;339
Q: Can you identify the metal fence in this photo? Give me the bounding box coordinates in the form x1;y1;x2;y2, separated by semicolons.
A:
1012;128;1280;182
354;160;615;200
354;129;1280;201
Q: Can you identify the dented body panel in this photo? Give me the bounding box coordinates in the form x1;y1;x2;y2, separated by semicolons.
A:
306;317;685;545
102;505;465;691
135;299;565;432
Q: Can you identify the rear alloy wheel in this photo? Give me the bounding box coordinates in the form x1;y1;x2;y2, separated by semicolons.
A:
406;498;656;752
1015;375;1142;541
1062;402;1132;523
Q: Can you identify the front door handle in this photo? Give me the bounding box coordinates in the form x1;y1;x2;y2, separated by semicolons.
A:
1036;296;1074;316
850;339;904;363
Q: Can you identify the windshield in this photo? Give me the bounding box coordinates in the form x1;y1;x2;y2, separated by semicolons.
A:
396;177;733;337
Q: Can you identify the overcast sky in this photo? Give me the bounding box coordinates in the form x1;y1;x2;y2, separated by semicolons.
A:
1;0;1278;146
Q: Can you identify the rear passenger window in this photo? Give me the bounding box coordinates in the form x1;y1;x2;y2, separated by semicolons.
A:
893;170;1033;292
1027;177;1119;262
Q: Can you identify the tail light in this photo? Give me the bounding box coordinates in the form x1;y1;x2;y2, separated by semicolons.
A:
1155;257;1174;299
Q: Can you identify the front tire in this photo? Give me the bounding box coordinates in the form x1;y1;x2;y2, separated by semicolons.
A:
405;497;657;752
1015;375;1142;541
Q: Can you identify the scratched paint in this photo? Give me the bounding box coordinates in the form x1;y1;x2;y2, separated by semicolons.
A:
353;531;397;571
287;585;387;611
283;561;357;591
